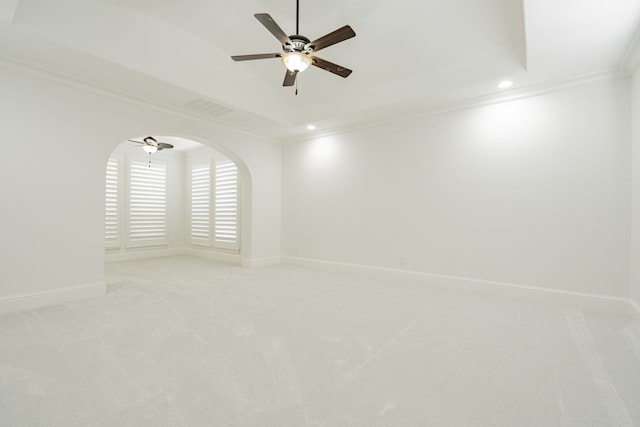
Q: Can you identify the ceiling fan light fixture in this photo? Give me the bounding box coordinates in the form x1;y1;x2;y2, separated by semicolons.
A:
231;4;355;89
143;145;158;154
282;52;312;73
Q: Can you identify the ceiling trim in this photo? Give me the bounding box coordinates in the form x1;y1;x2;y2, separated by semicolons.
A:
283;68;627;144
0;55;278;144
1;55;628;147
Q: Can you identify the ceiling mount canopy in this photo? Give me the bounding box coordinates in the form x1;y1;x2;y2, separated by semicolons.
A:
231;0;356;89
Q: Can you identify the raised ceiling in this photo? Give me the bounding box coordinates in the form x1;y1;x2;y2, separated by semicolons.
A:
1;0;639;140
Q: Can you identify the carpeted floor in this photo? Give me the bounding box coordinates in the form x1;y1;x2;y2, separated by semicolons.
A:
1;256;639;426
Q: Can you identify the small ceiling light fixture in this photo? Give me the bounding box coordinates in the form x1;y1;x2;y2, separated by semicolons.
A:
282;52;312;73
498;80;514;89
142;145;158;154
127;136;174;167
306;124;316;130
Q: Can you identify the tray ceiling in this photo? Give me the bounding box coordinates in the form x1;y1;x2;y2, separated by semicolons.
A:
1;0;639;140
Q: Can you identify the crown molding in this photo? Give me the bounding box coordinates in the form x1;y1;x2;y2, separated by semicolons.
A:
0;55;278;144
283;68;627;144
1;55;628;147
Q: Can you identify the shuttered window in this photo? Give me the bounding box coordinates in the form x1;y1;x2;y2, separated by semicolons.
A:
127;160;167;247
214;160;239;250
191;163;212;246
105;158;119;248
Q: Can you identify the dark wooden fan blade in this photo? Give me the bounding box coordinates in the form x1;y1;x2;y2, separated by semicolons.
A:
306;25;355;52
311;56;352;78
231;53;282;61
255;13;292;47
283;70;297;86
157;143;174;150
127;139;144;145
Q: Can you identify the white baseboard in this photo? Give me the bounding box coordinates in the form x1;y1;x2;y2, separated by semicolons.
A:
185;247;241;264
242;256;282;269
0;282;106;315
281;256;630;314
630;300;640;325
105;247;186;263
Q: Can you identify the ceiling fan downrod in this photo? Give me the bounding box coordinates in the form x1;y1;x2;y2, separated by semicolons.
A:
230;0;356;89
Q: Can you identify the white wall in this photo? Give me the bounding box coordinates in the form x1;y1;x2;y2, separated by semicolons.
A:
0;64;282;301
282;78;631;297
631;71;640;307
0;60;632;308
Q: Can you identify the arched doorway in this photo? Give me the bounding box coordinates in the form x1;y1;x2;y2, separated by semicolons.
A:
103;135;252;264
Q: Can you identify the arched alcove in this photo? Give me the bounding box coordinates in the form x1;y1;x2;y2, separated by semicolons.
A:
103;134;252;264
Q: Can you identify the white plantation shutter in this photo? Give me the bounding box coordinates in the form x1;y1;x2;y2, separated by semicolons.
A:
191;163;212;246
127;160;167;247
105;158;119;248
214;160;239;250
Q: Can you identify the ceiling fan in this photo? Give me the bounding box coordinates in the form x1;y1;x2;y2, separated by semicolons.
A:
231;0;356;89
127;136;174;154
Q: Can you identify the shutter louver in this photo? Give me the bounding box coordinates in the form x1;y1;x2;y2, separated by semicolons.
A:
214;160;239;250
128;161;167;246
105;158;119;248
191;164;212;246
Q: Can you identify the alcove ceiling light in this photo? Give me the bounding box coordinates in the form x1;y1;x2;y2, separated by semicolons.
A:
306;124;316;130
143;145;158;154
498;80;514;89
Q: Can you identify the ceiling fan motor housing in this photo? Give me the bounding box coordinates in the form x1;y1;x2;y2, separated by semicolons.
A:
230;11;355;86
285;35;312;54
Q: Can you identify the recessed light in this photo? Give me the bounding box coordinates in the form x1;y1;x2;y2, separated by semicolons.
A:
498;80;513;89
306;124;316;130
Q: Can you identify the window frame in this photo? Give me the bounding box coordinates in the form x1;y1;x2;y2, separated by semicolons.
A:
125;156;169;248
104;157;120;249
190;160;213;247
213;159;240;252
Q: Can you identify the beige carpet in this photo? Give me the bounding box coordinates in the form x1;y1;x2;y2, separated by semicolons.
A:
1;256;639;426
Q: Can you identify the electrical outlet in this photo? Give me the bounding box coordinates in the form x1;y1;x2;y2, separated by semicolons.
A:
288;246;300;256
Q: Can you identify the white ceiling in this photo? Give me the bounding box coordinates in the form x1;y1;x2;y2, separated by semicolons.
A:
1;0;639;141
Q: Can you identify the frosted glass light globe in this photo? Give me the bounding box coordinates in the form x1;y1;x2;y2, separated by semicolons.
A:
282;52;312;73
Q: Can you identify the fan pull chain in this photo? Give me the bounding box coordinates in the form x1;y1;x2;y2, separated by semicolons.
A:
295;79;298;96
148;153;152;168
